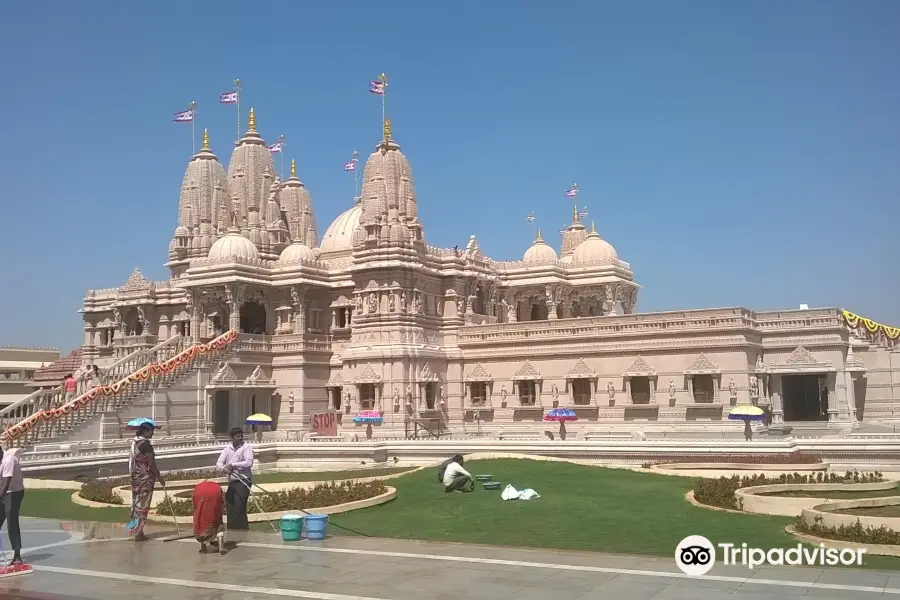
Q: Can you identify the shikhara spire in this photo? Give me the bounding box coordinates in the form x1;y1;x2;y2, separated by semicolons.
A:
248;107;256;132
201;129;210;150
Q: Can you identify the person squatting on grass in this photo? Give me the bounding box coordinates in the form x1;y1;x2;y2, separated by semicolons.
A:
442;455;474;493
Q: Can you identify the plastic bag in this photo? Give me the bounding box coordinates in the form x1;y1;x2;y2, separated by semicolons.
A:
501;484;519;500
518;488;540;500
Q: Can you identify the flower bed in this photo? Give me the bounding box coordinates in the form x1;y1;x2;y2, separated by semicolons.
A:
694;471;883;511
157;480;387;517
78;479;123;505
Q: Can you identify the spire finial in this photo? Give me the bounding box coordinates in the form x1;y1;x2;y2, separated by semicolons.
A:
383;118;392;141
248;107;256;132
201;129;210;150
290;159;296;178
573;204;579;222
536;228;543;242
591;221;597;234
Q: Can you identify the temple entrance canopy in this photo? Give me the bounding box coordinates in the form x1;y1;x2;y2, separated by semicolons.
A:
782;374;828;422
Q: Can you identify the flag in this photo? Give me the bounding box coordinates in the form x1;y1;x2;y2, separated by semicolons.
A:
565;185;578;197
267;142;283;153
219;91;238;104
344;161;356;171
579;207;589;217
369;80;385;95
173;109;194;122
526;213;536;223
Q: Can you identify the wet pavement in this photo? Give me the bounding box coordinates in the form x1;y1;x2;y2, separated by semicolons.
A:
0;518;898;599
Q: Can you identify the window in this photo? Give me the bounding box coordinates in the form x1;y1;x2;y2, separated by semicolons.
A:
470;382;488;405
572;379;592;405
518;380;537;405
330;388;342;410
359;384;375;410
424;383;436;409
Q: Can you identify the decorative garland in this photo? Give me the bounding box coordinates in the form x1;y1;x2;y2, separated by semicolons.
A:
842;310;900;341
1;330;238;442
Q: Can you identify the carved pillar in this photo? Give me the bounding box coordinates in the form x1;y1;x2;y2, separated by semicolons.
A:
187;292;200;343
771;375;784;424
649;378;656;401
506;299;517;323
624;378;632;404
845;371;857;423
826;372;841;423
712;377;720;403
686;376;694;402
375;385;382;412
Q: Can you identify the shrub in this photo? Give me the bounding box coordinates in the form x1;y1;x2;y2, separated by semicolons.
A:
156;479;388;517
79;479;124;505
694;471;884;510
795;515;900;546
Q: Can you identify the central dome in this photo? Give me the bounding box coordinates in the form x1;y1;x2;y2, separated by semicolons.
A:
208;227;260;261
279;239;315;263
319;203;362;256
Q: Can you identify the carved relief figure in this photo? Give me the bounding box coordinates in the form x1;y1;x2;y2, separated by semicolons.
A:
388;293;396;312
755;354;764;370
290;287;300;307
728;377;737;399
354;294;362;313
435;297;443;316
367;292;377;314
749;375;759;397
400;291;406;312
607;381;616;400
668;380;676;399
551;384;559;400
288;391;295;413
457;297;465;317
413;292;423;314
500;384;508;402
393;387;400;405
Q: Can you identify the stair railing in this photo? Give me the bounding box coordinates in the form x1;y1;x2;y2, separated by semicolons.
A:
2;330;238;447
0;336;185;434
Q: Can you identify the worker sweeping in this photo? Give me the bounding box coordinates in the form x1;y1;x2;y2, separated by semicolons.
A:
216;427;253;536
192;481;225;554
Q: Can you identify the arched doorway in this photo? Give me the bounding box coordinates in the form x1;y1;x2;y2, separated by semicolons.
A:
240;300;267;334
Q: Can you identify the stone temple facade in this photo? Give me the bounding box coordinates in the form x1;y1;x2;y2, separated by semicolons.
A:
76;109;900;439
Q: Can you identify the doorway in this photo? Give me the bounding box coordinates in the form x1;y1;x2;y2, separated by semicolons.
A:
782;374;828;421
213;390;230;434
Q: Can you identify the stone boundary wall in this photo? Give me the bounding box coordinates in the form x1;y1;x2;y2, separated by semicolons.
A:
737;481;899;516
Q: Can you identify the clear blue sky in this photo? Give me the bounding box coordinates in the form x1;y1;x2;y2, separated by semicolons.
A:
1;1;898;352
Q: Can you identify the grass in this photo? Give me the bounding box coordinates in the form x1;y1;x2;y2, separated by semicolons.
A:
21;490;129;523
836;505;900;518
324;458;900;570
761;485;900;499
20;459;900;570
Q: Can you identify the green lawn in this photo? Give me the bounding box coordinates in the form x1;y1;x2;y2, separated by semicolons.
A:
20;459;900;570
22;490;129;523
761;486;900;499
325;458;900;570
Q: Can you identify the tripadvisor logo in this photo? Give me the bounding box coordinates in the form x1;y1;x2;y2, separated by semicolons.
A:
675;535;866;575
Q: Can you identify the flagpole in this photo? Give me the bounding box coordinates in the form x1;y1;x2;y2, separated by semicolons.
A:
190;100;197;155
233;79;242;142
379;73;387;139
279;135;285;179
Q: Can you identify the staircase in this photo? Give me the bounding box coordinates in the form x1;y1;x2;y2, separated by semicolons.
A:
0;330;238;448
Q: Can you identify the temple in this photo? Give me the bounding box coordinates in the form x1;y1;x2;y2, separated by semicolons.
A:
5;108;899;446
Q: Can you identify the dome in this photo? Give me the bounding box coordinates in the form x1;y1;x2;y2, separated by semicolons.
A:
279;240;315;263
207;226;260;261
319;203;362;256
522;229;558;263
572;223;617;263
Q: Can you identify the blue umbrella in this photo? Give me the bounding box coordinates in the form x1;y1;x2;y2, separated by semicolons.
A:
126;417;157;429
727;405;766;421
353;410;384;424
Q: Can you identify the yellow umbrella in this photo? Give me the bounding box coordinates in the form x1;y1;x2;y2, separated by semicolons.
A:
728;404;765;421
244;413;272;425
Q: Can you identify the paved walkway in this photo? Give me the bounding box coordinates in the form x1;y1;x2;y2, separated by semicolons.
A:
0;519;897;599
